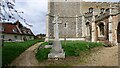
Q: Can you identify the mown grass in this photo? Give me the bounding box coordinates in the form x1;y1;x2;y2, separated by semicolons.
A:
36;41;103;62
62;41;103;56
2;39;44;66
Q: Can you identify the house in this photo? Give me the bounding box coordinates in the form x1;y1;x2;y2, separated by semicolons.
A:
46;1;120;45
0;21;34;42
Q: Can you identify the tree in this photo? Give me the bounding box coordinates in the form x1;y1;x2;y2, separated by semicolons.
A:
0;0;33;27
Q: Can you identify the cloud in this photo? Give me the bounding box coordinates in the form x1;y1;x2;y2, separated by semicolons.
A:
15;0;48;35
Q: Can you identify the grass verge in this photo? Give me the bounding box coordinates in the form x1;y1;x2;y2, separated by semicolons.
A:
36;41;103;64
62;41;103;56
2;39;44;66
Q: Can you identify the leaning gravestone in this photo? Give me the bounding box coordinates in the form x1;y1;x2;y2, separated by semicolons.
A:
48;15;65;59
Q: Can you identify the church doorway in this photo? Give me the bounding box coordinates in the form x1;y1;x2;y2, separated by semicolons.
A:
98;23;104;37
97;22;105;41
117;22;120;43
85;22;91;41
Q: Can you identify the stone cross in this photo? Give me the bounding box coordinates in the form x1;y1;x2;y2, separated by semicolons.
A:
52;16;62;40
48;15;65;59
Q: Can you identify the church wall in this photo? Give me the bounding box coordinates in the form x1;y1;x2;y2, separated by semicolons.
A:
112;14;119;44
59;17;76;38
47;1;120;42
49;2;82;38
95;16;109;41
81;2;110;14
77;17;82;37
48;2;55;39
53;2;80;16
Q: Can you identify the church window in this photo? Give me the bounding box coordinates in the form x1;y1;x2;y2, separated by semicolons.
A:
106;8;109;12
100;8;105;14
89;7;93;13
65;23;67;27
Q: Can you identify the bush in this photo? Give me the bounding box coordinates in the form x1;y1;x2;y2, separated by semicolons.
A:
2;39;43;66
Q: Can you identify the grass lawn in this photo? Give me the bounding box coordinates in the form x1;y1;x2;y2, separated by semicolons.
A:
36;41;103;66
2;39;44;66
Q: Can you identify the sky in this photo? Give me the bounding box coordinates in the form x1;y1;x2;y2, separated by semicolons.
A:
15;0;48;35
14;0;119;35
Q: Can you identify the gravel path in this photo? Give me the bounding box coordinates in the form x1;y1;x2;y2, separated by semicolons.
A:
81;45;118;66
10;42;43;66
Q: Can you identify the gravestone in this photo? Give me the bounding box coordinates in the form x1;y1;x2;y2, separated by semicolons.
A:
48;15;65;59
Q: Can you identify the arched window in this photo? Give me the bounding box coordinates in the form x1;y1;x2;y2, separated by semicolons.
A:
64;21;68;28
89;7;93;13
98;23;104;36
86;22;90;36
100;8;105;14
64;23;67;28
106;8;109;12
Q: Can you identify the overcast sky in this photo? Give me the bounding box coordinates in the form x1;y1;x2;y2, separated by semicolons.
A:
15;0;119;35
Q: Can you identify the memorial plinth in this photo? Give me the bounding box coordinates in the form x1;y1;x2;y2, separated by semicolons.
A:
48;16;65;59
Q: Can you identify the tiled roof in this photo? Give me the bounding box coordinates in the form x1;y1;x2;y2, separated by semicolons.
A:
0;21;34;36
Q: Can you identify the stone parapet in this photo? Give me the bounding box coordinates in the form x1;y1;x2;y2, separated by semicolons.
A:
95;12;109;21
84;12;93;18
